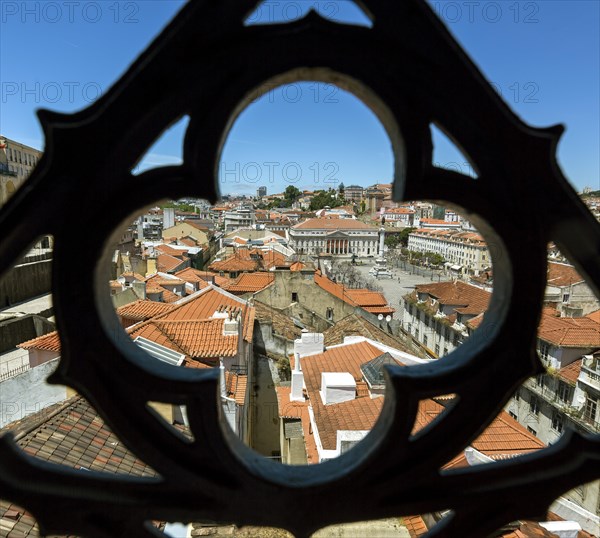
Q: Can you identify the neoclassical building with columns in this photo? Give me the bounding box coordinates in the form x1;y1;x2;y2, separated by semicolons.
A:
289;218;380;258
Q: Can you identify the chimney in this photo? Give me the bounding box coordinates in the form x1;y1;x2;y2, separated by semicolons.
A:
290;353;304;402
223;311;239;335
132;280;146;300
293;330;324;358
219;359;227;399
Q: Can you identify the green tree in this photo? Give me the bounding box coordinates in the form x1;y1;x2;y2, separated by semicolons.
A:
398;227;416;247
338;182;345;197
385;234;400;249
309;189;343;211
284;185;302;205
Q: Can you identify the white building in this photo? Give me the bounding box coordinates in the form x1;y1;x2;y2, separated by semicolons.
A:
401;281;491;358
223;206;256;232
289;218;380;258
407;228;491;276
0;136;43;206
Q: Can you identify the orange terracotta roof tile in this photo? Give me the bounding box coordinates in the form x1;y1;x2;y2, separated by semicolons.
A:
18;331;61;352
559;359;582;384
117;300;177;322
586;309;600;324
155;244;189;257
225;372;247;405
156;253;187;273
156;287;255;343
208;251;259;273
155;319;238;357
293;218;377;230
315;272;395;314
413;281;491;316
404;515;428;537
222;272;274;294
537;311;600;348
547;262;585;287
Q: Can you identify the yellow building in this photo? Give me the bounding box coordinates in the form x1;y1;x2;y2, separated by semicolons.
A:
0;136;43;206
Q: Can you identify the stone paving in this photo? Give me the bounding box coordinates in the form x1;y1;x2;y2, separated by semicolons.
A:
353;259;452;319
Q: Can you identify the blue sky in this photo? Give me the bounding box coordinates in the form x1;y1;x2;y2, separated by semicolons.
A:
1;1;598;196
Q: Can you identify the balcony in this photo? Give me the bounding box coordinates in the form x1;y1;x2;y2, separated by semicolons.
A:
579;356;600;394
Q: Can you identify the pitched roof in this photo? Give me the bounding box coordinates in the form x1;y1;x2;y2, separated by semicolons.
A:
221;272;274;294
314;272;395;315
586;309;600;324
547;262;585;288
558;358;582;385
208;251;259;273
225;372;247;405
413;281;491;316
293;218;377;230
254;301;315;341
156;253;187;273
18;331;61;352
116;300;177;322
0;397;157;537
323;314;416;354
158;286;255;343
537;311;600;348
154;244;188;257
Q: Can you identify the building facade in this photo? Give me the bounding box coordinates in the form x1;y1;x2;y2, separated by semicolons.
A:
407;229;491;276
0;136;42;206
289;218;379;258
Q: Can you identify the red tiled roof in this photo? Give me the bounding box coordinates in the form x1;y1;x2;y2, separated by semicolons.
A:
293;218;377;230
222;272;274;294
559;359;582;384
156;253;187;273
586;309;600;324
157;287;255;343
155;244;188;257
414;281;491;316
404;515;428;537
537;311;600;348
225;372;247;405
155;318;238;357
314;272;395;315
547;262;585;287
209;252;259;273
117;300;177;322
18;331;61;352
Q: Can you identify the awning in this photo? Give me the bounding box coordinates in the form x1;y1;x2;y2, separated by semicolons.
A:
450;265;462;271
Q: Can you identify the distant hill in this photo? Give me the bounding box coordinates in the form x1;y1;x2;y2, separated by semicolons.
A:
581;190;600;197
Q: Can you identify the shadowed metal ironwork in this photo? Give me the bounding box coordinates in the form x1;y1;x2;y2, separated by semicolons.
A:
0;1;598;536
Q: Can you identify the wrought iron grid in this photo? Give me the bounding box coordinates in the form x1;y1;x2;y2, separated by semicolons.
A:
0;1;599;536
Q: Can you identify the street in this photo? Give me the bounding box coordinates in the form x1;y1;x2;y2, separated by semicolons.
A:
354;259;452;319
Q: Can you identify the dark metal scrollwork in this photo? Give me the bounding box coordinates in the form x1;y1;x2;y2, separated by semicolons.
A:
0;1;598;536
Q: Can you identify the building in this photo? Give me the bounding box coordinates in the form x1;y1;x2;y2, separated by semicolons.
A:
407;228;491;276
381;206;417;227
505;312;600;516
257;186;267;198
401;281;491;358
289;218;380;257
545;261;600;316
223;206;256;232
0;136;42;206
343;184;363;202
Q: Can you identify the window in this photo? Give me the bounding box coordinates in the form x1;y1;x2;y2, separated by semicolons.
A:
509;411;517;420
584;396;597;424
527;426;537;436
551;411;564;433
530;396;540;416
536;374;544;387
435;344;440;356
515;389;520;401
562;293;570;303
444;327;450;340
443;347;448;355
291;292;298;302
557;381;573;404
407;322;412;334
538;341;550;362
453;333;460;347
326;308;333;321
423;335;428;348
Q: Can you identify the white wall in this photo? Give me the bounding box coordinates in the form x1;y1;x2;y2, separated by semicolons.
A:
0;358;67;428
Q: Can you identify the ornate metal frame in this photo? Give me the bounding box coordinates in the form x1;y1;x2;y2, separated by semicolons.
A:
0;1;598;536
